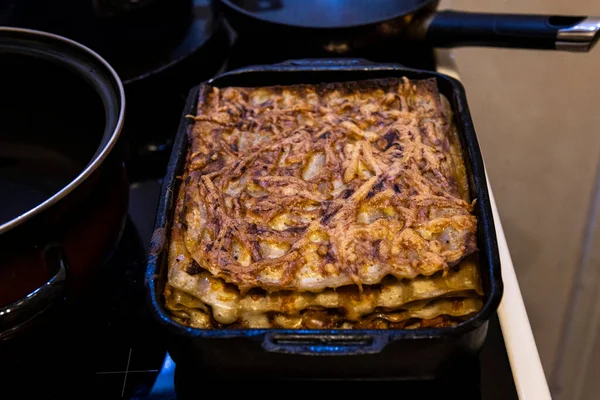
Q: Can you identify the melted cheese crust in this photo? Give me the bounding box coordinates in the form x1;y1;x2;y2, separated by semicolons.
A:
180;77;477;292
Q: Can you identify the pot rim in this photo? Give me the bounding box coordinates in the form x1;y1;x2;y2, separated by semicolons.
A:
0;27;126;235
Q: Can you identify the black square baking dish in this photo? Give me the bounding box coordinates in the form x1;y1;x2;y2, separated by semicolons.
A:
145;58;503;380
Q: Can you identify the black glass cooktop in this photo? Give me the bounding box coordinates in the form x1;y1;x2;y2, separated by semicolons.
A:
1;1;519;398
1;180;517;399
109;23;520;394
96;181;519;399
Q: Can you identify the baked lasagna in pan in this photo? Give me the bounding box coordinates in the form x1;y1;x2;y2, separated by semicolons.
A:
164;77;482;329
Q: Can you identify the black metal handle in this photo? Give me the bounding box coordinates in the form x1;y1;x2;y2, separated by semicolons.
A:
211;58;405;85
427;11;600;52
0;245;68;338
262;332;390;355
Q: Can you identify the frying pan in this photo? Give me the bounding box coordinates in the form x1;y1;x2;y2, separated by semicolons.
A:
220;0;600;53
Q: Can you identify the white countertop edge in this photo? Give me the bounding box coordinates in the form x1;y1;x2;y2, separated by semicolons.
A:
487;177;552;400
436;51;551;400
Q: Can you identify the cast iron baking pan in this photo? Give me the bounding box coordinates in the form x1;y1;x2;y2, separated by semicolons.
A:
145;58;503;380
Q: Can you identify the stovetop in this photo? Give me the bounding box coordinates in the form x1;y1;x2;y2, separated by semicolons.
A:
2;2;519;398
2;180;518;399
90;37;517;397
90;180;517;399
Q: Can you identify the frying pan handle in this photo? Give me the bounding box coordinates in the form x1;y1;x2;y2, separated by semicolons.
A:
427;11;600;52
0;245;68;336
262;332;390;355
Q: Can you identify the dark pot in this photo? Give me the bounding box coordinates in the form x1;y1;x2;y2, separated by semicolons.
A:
0;28;126;340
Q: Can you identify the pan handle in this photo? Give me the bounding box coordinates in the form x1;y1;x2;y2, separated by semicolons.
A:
0;245;68;337
262;332;390;355
426;11;600;52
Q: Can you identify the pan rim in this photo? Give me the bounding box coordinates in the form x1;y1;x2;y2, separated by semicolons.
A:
220;0;436;30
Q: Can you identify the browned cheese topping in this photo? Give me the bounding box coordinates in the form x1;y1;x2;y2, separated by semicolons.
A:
180;77;476;293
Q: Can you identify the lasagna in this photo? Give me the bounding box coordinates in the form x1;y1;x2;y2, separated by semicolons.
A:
164;77;482;329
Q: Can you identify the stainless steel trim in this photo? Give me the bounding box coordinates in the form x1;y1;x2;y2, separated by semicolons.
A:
556;40;594;52
556;17;600;52
0;27;126;235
